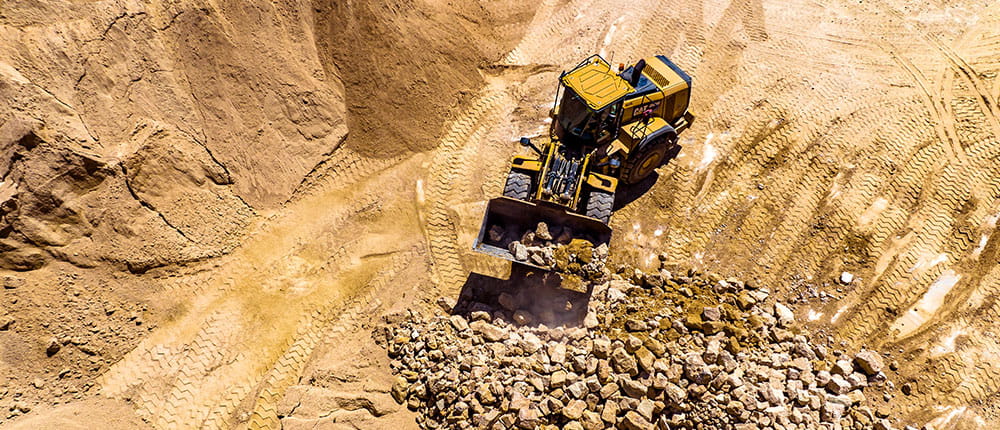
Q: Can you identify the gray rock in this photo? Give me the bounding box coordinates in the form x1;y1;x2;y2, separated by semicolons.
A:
509;392;530;411
683;353;713;385
651;373;669;390
565;327;587;341
702;306;722;321
665;362;684;384
663;383;686;405
593;337;612;358
840;271;854;284
594;243;609;260
597;359;612;383
847;372;868;390
549;343;567;364
625;335;643;352
45;338;61;356
562;399;587;420
774;302;795;327
848;389;867;405
636;399;655;421
550;370;568;388
793;390;811;406
750;289;770;302
584;311;599;329
815;370;832;386
512;310;534;326
529;251;546;266
567;381;589;399
873;419;896;430
535;222;552;241
704;339;721;364
826;375;851;394
581;411;604;430
489;225;505;242
854;349;884;375
510;241;529;261
821;401;845;423
644;337;666;357
391;377;410;404
607;287;627;303
620;377;647;398
832;359;853;376
621;411;654;430
626;319;647;331
634;347;655;373
585;376;602;392
517;406;542;429
520;332;543;354
469;320;507;342
612;347;639;376
448;315;469;332
601;400;618;423
599;382;619;399
763;386;786;405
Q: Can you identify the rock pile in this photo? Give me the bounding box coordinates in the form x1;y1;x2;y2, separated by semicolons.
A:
381;268;906;430
498;222;608;279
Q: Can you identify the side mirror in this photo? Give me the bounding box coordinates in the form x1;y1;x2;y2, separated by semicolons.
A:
519;137;543;155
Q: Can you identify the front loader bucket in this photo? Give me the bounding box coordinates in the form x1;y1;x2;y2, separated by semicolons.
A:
473;197;612;270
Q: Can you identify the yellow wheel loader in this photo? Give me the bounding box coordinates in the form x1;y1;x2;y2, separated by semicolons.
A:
474;54;694;270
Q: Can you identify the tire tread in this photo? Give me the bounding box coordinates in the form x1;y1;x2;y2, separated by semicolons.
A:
585;190;614;224
503;171;531;200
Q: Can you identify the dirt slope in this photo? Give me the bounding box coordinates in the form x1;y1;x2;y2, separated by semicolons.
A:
0;0;348;273
3;0;1000;429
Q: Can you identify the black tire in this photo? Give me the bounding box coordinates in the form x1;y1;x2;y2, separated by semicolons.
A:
502;170;531;200
622;137;671;185
585;190;614;224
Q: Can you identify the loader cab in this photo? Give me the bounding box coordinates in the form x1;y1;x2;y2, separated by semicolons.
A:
553;56;635;148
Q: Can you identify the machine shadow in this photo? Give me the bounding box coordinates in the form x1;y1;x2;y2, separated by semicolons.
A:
614;143;682;210
452;264;592;328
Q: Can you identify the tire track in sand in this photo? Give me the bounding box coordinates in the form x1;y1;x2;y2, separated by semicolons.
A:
422;89;512;290
98;154;424;428
247;248;418;429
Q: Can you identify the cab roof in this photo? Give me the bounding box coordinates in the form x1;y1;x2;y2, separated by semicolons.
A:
560;56;635;111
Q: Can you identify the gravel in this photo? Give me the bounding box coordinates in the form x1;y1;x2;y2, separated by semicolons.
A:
379;267;907;430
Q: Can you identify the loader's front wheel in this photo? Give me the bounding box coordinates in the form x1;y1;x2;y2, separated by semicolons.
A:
622;138;671;185
585;190;614;224
503;170;532;200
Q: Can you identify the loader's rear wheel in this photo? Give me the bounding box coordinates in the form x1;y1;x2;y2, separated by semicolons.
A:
503;170;531;200
622;138;671;185
585;190;614;224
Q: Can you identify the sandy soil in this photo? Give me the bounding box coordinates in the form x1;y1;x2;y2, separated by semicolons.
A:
2;0;1000;429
